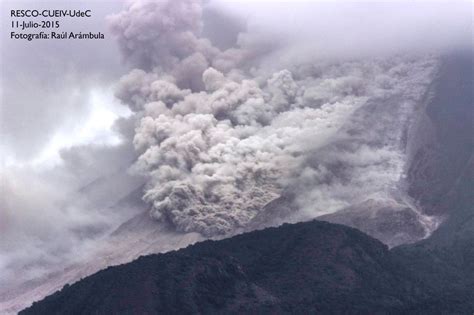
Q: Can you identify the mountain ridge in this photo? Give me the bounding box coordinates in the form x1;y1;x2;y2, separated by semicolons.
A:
19;219;444;314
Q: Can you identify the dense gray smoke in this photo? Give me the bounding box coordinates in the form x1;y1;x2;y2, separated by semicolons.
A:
108;0;273;91
109;0;440;237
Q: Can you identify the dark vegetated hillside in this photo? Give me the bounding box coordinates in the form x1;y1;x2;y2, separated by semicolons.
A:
21;220;431;315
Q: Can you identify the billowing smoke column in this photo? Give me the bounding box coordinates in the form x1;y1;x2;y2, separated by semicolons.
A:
109;0;438;237
108;0;269;91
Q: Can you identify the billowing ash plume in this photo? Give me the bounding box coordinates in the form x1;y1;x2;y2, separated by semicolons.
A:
108;0;272;91
109;0;438;237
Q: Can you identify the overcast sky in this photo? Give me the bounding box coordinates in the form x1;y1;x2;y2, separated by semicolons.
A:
0;0;129;167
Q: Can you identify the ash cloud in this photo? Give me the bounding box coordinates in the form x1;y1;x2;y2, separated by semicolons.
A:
107;0;276;90
108;0;450;237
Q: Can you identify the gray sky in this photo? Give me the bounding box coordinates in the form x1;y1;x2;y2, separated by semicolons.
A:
0;0;127;165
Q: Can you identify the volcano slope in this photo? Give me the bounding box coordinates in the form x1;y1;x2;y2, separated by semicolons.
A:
21;52;473;315
19;220;430;314
388;51;474;313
